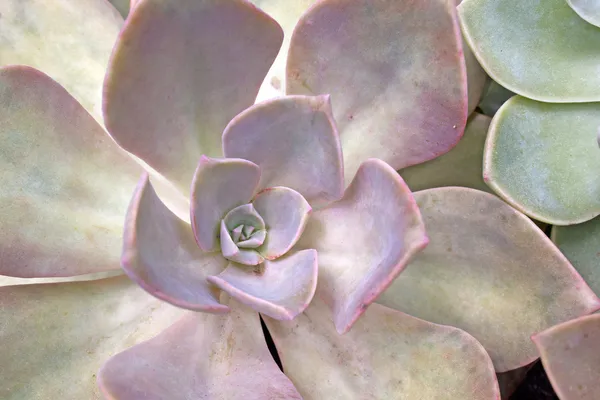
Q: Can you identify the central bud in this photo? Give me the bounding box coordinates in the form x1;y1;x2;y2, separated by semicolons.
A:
219;203;267;265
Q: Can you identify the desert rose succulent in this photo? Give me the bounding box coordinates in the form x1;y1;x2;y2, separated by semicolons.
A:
1;0;600;399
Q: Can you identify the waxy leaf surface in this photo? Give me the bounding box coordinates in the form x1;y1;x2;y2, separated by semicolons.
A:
484;96;600;225
99;299;302;400
103;0;283;193
0;66;140;277
378;187;600;371
122;174;229;312
0;276;184;400
264;296;500;400
287;0;467;180
297;159;428;333
223;95;343;206
0;0;122;122
459;0;600;102
533;314;600;400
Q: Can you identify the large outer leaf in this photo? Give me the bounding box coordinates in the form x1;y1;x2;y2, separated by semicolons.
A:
103;0;283;194
0;0;122;123
378;187;600;372
0;276;184;399
286;0;468;181
264;295;500;399
98;299;302;399
459;0;600;102
0;66;141;277
533;314;600;400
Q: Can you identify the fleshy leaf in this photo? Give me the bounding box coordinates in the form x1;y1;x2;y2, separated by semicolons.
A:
297;159;428;334
223;95;343;206
458;0;600;102
457;0;488;115
377;187;600;372
567;0;600;27
0;66;141;277
0;275;184;399
103;0;283;193
287;0;467;180
253;187;311;260
484;96;600;225
533;314;600;400
191;157;260;252
98;299;302;399
552;216;600;296
219;220;265;266
0;0;122;123
122;174;229;312
399;113;492;193
207;250;318;320
264;295;500;400
223;204;265;231
249;0;318;102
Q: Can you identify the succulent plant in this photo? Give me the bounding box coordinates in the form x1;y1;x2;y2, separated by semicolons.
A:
1;0;599;399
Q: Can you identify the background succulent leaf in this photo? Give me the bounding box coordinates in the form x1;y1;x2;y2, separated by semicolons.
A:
121;174;229;312
103;0;283;195
377;187;600;372
0;0;122;124
286;0;468;182
0;276;184;400
532;314;600;400
98;299;302;400
296;159;428;334
399;112;492;193
0;66;141;278
223;95;344;207
552;216;600;296
264;295;500;400
207;250;318;321
459;0;600;102
484;96;600;225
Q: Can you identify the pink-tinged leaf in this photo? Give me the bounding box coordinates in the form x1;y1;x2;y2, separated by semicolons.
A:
0;0;122;123
0;275;184;399
0;66;141;278
533;314;600;400
98;300;302;400
122;174;229;313
223;95;343;206
264;295;500;399
190;157;260;252
219;220;265;266
207;250;318;320
103;0;283;194
253;187;312;260
287;0;467;181
296;159;428;333
378;187;600;372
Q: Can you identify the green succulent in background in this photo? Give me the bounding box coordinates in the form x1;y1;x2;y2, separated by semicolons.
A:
0;0;599;399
